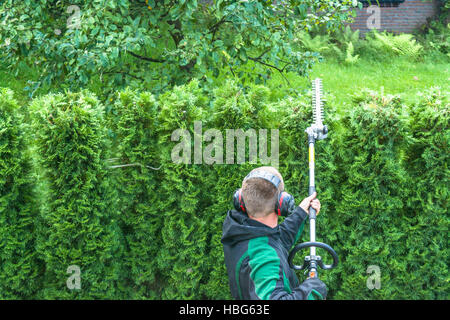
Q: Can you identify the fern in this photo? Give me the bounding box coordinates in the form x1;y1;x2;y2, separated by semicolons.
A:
373;32;423;59
345;42;359;64
334;26;360;49
332;41;359;64
296;30;331;54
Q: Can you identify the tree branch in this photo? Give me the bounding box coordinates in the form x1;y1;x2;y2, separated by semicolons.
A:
248;56;290;85
108;163;162;170
209;17;233;42
167;19;183;47
255;48;272;60
229;64;236;77
102;70;145;81
105;158;161;171
129;51;165;63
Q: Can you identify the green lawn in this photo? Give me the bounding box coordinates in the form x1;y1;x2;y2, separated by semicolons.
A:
0;62;50;105
264;54;450;114
1;53;449;110
311;56;449;106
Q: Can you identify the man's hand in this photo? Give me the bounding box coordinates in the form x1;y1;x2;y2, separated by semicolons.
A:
299;192;321;216
303;277;327;300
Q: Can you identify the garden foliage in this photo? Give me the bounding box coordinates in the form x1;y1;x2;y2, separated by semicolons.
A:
403;88;449;298
0;0;357;95
0;88;42;298
30;91;123;299
109;89;162;298
0;81;448;299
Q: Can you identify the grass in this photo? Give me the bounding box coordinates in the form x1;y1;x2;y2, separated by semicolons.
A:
0;61;50;106
1;51;449;112
266;54;449;114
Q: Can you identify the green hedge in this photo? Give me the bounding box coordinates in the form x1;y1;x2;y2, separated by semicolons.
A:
0;82;448;299
30;91;123;299
0;88;42;299
403;88;449;298
109;89;162;299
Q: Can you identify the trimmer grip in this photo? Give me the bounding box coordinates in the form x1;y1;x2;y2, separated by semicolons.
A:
308;186;316;219
309;207;317;219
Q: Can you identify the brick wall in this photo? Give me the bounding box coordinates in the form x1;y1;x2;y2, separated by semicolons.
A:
350;0;440;34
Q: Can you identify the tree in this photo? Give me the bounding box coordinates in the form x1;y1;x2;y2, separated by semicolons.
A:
0;0;357;97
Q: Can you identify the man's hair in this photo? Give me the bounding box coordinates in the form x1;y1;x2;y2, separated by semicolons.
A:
241;166;284;218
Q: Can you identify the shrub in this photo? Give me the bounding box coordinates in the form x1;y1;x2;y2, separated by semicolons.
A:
1;82;448;300
402;87;449;299
0;88;42;298
330;25;362;63
155;80;213;299
332;41;360;64
333;89;411;299
109;89;162;299
417;19;450;59
31;91;122;299
332;26;361;50
200;80;277;299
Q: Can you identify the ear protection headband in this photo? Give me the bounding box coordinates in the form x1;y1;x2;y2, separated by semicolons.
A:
233;170;295;217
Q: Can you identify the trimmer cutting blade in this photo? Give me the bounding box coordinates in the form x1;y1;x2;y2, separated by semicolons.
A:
311;78;324;126
308;78;328;141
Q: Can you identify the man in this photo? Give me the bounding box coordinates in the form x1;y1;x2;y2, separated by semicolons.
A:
221;166;327;300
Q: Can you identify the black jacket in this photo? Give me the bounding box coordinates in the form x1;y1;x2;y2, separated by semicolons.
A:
221;207;327;300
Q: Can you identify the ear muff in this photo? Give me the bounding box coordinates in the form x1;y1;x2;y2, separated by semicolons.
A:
275;191;295;217
234;188;295;217
233;189;247;213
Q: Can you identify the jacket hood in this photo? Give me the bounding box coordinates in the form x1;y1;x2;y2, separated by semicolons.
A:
221;209;280;246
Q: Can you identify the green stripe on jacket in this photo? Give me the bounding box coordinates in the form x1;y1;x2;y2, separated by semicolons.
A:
248;236;281;300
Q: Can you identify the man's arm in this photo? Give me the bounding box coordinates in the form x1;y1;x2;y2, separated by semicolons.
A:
279;192;320;251
278;206;308;251
245;236;327;300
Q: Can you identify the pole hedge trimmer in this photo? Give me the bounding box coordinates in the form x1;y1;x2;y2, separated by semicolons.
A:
288;78;339;280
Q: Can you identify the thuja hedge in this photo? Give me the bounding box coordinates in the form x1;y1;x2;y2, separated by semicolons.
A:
109;89;162;299
0;82;448;299
30;91;123;299
0;88;42;299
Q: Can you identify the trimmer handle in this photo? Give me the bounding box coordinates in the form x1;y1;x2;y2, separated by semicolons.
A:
288;241;339;271
308;186;317;219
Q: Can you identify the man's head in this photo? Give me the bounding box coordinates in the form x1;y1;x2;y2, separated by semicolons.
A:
241;166;284;218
